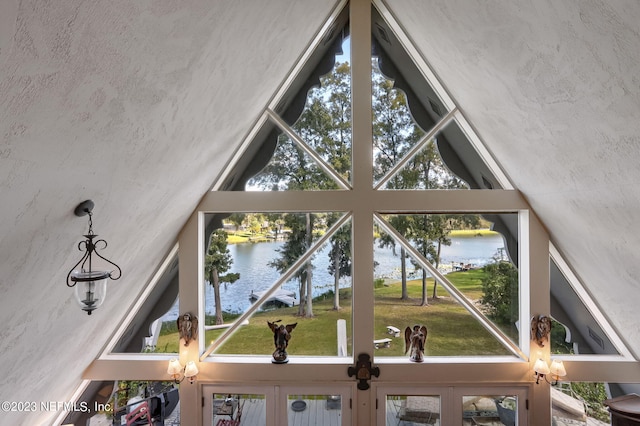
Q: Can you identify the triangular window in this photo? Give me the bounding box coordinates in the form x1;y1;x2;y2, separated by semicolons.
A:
107;245;179;355
550;245;632;358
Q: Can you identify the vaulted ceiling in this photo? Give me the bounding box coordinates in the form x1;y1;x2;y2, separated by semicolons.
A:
1;1;640;424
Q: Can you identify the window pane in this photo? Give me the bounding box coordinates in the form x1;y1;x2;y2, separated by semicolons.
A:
153;296;180;354
550;257;620;355
386;395;441;425
372;61;473;191
211;393;266;426
203;213;352;358
248;133;350;191
374;213;519;356
246;48;352;192
287;394;343;426
111;252;179;355
462;395;517;426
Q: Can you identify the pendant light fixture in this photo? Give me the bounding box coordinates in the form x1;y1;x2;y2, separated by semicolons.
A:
66;200;122;315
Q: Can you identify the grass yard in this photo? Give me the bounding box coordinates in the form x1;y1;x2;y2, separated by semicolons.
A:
155;270;511;357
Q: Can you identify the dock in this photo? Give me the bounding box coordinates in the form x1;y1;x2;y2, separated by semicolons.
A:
249;289;297;307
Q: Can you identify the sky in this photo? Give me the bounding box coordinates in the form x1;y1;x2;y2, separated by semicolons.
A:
336;37;351;63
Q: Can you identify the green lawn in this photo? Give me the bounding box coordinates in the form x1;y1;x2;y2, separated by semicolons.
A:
155;269;511;357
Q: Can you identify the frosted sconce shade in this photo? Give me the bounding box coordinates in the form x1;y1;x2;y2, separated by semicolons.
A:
167;358;182;376
184;361;199;378
534;358;550;375
550;359;566;377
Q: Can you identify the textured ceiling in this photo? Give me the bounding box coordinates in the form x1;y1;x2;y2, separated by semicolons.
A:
389;0;640;352
1;0;640;424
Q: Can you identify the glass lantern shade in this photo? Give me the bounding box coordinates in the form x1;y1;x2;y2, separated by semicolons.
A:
71;270;110;315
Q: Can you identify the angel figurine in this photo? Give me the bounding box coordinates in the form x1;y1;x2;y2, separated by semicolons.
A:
268;320;297;363
404;324;428;363
531;314;552;347
177;313;198;347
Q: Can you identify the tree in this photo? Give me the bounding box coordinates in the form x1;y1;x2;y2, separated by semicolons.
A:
227;213;245;232
253;57;475;311
408;215;439;305
205;229;239;325
372;74;472;304
252;61;353;317
264;213;284;240
377;215;412;300
268;214;316;317
480;260;518;330
408;213;479;302
372;65;424;300
327;216;352;310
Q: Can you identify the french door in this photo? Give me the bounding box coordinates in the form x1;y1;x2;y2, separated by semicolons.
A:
375;384;529;425
202;384;352;426
203;383;528;425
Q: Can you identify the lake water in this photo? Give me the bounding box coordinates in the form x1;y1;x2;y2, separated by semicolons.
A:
163;234;505;320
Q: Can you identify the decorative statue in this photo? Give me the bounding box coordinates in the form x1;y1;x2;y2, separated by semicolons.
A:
268;320;297;363
531;314;552;347
404;324;428;363
177;313;198;347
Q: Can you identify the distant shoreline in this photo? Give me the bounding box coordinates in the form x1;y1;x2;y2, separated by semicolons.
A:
449;229;498;238
225;228;499;244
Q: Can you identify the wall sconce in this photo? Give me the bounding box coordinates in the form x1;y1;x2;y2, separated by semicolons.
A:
66;200;122;315
167;359;198;384
534;358;566;385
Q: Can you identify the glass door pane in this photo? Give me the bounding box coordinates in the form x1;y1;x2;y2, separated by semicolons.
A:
287;393;343;426
462;395;517;426
385;394;441;425
282;385;351;426
211;393;266;426
377;386;449;426
203;385;273;426
455;387;527;425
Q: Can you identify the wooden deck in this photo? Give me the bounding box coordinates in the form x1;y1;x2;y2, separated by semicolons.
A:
385;396;441;426
204;396;443;426
212;396;265;426
211;396;343;426
288;398;342;426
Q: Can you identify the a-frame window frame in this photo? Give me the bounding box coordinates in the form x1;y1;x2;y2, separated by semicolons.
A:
195;0;532;363
78;2;639;425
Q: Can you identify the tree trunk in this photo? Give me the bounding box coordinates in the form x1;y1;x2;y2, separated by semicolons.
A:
306;262;314;317
212;269;223;325
305;213;314;317
420;269;429;306
433;240;442;299
333;244;341;310
298;277;306;316
401;247;408;300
